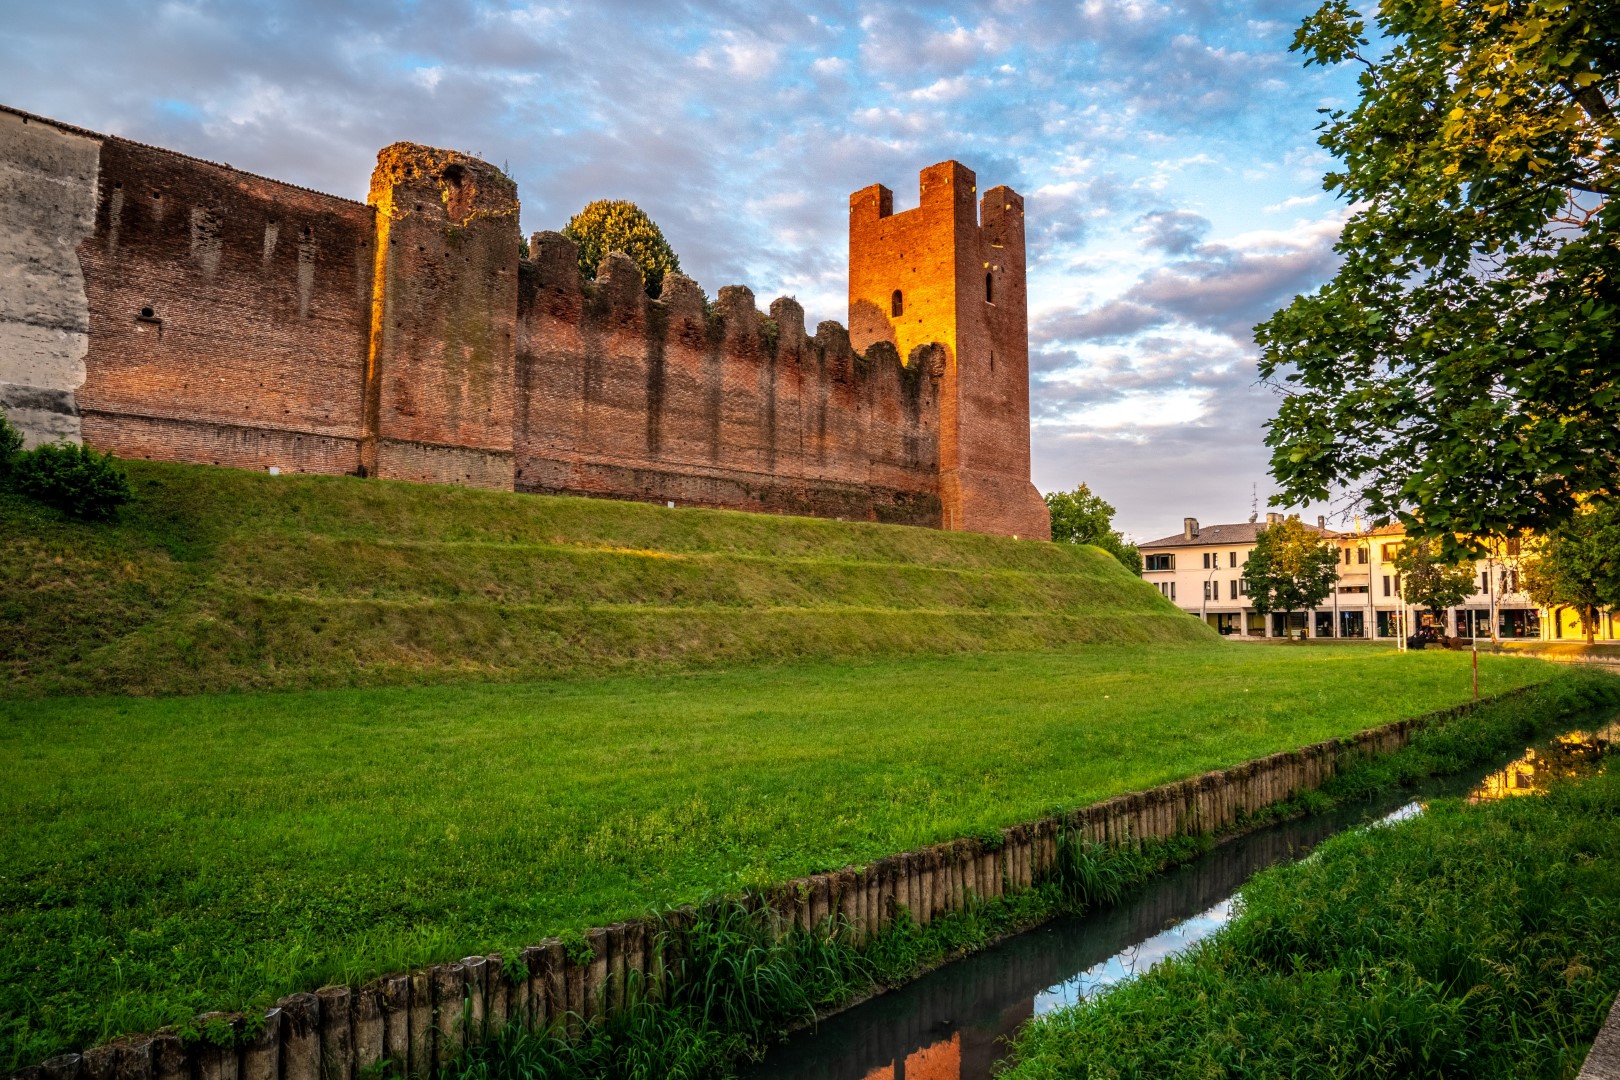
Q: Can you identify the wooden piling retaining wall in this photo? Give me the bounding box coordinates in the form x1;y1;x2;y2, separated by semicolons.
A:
10;695;1515;1080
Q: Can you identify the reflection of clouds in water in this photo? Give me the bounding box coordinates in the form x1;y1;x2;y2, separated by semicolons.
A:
1374;801;1424;827
1034;899;1233;1014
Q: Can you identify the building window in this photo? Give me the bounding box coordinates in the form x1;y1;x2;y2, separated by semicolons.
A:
891;290;904;317
1510;569;1519;593
1145;553;1174;572
985;272;994;303
1229;579;1238;600
1228;551;1237;568
1381;543;1398;559
1171;582;1176;601
1204;581;1213;601
1481;571;1489;594
1358;547;1368;564
1507;538;1522;557
1383;575;1391;597
1239;578;1249;596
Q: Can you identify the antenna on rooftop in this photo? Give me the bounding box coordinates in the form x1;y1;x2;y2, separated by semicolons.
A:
1248;484;1259;524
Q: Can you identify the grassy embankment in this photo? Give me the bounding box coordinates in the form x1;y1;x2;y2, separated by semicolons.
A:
1;459;1208;697
1005;720;1620;1079
0;644;1582;1070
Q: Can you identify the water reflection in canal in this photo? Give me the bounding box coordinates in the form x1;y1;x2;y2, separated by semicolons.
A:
746;718;1616;1080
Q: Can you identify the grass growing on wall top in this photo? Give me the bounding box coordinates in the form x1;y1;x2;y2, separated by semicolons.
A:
0;648;1603;1068
0;459;1209;696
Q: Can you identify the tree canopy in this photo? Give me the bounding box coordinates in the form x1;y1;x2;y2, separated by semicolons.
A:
1391;536;1478;616
1242;517;1340;625
1044;485;1141;575
1256;0;1619;552
561;200;683;298
1523;502;1620;642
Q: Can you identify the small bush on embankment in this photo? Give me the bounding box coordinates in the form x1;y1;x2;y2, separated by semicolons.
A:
1004;752;1620;1078
0;459;1209;696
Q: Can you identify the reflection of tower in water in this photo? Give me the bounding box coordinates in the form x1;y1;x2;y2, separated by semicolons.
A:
860;1031;964;1080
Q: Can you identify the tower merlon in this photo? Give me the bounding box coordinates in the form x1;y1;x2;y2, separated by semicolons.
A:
917;160;977;212
850;183;893;220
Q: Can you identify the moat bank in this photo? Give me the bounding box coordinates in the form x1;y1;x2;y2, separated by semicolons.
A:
8;669;1615;1080
749;716;1620;1079
1001;718;1620;1079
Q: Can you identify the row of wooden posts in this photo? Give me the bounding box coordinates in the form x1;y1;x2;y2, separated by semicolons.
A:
13;697;1502;1080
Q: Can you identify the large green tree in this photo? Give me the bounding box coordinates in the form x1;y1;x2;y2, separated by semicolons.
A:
1257;0;1619;552
1044;485;1141;575
1242;516;1341;635
561;200;683;298
1391;536;1478;622
1523;503;1620;642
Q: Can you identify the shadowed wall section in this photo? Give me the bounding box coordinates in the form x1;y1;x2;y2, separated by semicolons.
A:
76;129;375;475
516;232;941;525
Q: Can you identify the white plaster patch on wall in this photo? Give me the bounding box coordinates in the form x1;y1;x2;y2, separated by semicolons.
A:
190;206;223;278
296;228;317;318
0;110;101;447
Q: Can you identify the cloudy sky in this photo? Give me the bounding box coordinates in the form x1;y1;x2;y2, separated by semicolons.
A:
0;0;1361;543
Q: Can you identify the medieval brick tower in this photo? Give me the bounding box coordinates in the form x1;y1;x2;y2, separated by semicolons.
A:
848;161;1050;539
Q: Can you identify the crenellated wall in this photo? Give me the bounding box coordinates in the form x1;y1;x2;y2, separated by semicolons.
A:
516;232;941;524
0;103;1040;535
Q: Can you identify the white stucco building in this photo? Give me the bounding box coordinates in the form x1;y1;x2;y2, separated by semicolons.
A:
1135;514;1588;640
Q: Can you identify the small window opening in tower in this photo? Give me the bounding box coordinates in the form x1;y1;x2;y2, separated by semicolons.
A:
985;272;994;304
891;289;904;317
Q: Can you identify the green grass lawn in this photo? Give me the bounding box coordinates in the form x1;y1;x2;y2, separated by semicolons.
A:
1004;722;1620;1079
0;460;1207;697
0;644;1574;1068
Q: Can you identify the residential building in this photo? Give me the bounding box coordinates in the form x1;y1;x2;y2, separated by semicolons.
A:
1137;514;1601;641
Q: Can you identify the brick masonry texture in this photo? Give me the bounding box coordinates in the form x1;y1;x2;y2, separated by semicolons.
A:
0;104;1046;537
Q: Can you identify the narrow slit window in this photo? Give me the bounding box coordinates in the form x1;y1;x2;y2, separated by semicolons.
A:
891;289;904;317
985;272;994;303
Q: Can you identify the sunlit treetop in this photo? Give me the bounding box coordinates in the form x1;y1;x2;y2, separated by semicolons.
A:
1257;0;1618;557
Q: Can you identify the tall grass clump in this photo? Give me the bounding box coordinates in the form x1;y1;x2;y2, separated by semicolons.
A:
446;901;874;1080
1004;752;1620;1078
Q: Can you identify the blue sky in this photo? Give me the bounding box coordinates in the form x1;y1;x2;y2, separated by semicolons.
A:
0;0;1361;542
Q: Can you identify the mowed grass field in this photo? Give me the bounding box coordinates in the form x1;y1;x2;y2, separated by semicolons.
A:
0;645;1569;1068
0;460;1207;697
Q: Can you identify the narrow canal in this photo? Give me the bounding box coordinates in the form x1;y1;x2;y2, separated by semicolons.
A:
747;715;1618;1080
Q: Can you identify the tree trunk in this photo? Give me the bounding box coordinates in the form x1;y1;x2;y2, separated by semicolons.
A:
1587;604;1596;645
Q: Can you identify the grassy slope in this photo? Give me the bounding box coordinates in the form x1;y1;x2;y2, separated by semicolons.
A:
0;460;1208;697
0;646;1575;1066
1004;734;1620;1080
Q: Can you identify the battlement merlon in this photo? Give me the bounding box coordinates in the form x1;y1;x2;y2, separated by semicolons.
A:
849;161;987;226
849;183;894;220
979;186;1025;245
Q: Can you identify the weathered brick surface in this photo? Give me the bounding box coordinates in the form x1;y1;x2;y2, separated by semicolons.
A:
365;145;519;488
515;232;942;524
5;106;1044;537
849;162;1050;539
76;135;373;474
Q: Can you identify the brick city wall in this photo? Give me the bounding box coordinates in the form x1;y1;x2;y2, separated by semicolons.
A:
1;105;1053;534
76;134;375;474
517;232;941;525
